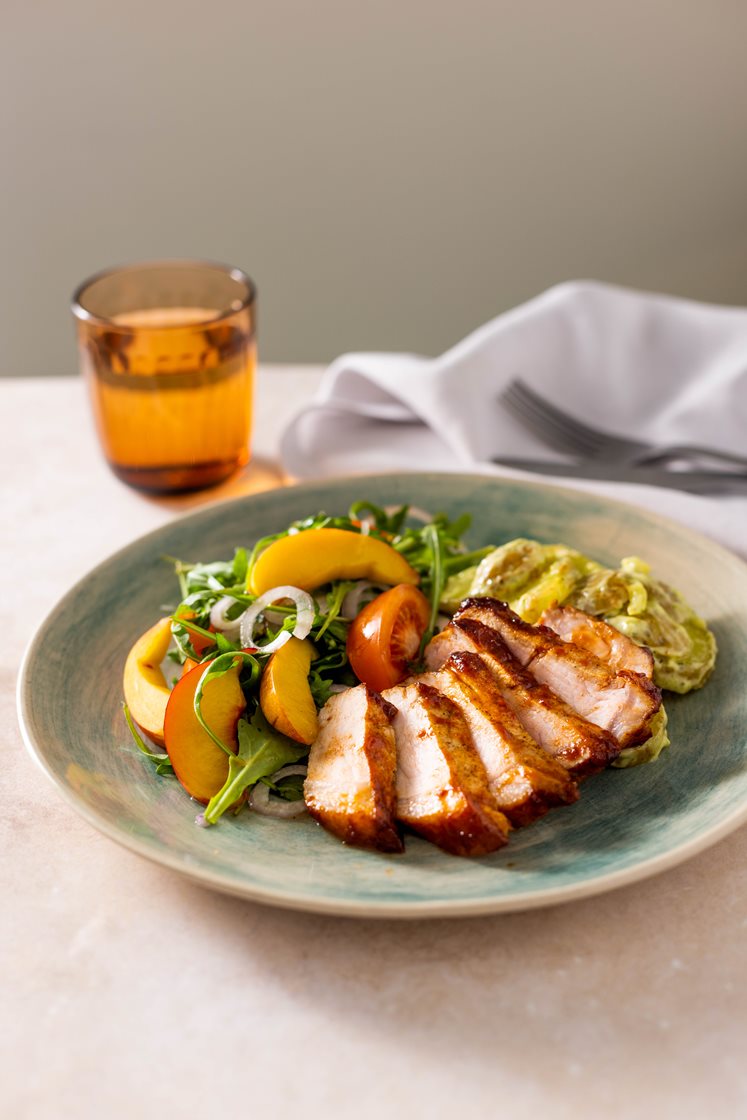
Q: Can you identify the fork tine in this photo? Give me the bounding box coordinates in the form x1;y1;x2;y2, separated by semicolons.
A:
505;381;609;448
502;380;606;454
502;380;747;470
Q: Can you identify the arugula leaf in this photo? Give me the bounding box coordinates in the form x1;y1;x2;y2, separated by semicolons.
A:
122;703;174;776
308;669;334;708
443;546;495;575
214;630;240;655
348;500;409;536
201;708;308;825
421;521;445;649
260;772;306;801
192;651;260;753
158;501;485;827
313;580;354;640
232;547;248;586
169;549;249;595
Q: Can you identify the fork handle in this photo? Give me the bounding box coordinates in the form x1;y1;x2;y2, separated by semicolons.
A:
633;444;747;470
490;457;747;494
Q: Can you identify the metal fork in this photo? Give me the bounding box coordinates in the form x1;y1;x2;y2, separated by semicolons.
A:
501;379;747;470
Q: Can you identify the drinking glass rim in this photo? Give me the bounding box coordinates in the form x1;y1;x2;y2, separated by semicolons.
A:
71;259;257;329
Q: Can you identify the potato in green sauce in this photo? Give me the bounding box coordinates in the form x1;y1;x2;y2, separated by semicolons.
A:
441;537;716;694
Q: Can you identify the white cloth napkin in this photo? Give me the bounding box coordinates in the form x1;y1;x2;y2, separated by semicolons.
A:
279;282;747;558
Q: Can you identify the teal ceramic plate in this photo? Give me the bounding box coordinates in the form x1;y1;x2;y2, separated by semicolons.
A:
17;473;747;918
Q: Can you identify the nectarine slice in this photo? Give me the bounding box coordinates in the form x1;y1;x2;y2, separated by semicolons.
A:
259;637;318;745
249;528;419;595
164;661;246;804
123;617;174;746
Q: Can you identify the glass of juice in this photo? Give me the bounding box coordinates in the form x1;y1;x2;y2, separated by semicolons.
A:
72;260;257;493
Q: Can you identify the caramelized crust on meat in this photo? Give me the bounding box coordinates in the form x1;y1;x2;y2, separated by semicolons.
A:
540;604;655;679
418;656;578;826
304;685;403;852
426;620;620;776
454;599;661;748
306;599;662;859
383;682;510;856
424;626;471;672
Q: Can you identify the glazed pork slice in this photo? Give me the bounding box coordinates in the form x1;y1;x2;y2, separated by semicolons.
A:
383;681;510;857
304;685;403;853
540;604;655;679
454;598;661;748
426;621;620;776
417;655;578;826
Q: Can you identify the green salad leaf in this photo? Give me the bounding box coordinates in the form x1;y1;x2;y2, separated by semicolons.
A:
137;513;708;814
122;703;174;776
201;708;308;826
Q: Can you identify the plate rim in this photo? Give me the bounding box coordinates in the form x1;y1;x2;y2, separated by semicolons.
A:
16;470;747;919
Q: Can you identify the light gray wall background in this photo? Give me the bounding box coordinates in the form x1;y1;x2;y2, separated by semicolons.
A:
3;0;747;374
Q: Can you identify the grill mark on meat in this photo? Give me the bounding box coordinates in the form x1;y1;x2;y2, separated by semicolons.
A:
418;657;578;826
304;685;403;852
539;604;655;679
426;620;619;776
454;598;661;748
383;681;511;856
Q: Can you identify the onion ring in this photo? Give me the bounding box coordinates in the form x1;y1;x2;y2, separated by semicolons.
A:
340;580;386;620
248;765;309;818
239;585;315;654
209;595;245;638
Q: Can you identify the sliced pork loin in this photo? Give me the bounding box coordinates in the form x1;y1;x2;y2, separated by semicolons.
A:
539;604;655;679
304;685;403;853
383;681;511;857
426;621;620;776
453;599;661;749
417;655;578;826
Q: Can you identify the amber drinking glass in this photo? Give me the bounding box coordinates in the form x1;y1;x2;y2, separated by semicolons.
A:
72;261;257;493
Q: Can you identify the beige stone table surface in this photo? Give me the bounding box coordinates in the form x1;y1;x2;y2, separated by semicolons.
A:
2;370;745;1120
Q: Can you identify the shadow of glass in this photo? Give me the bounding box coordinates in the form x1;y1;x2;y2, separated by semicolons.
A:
130;454;287;513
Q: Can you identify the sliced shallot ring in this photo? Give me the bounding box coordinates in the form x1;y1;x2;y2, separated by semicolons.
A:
209;595;245;638
249;765;309;818
340;580;386;620
239;585;315;654
270;765;309;781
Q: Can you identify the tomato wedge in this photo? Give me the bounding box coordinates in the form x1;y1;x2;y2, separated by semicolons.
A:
347;584;431;692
